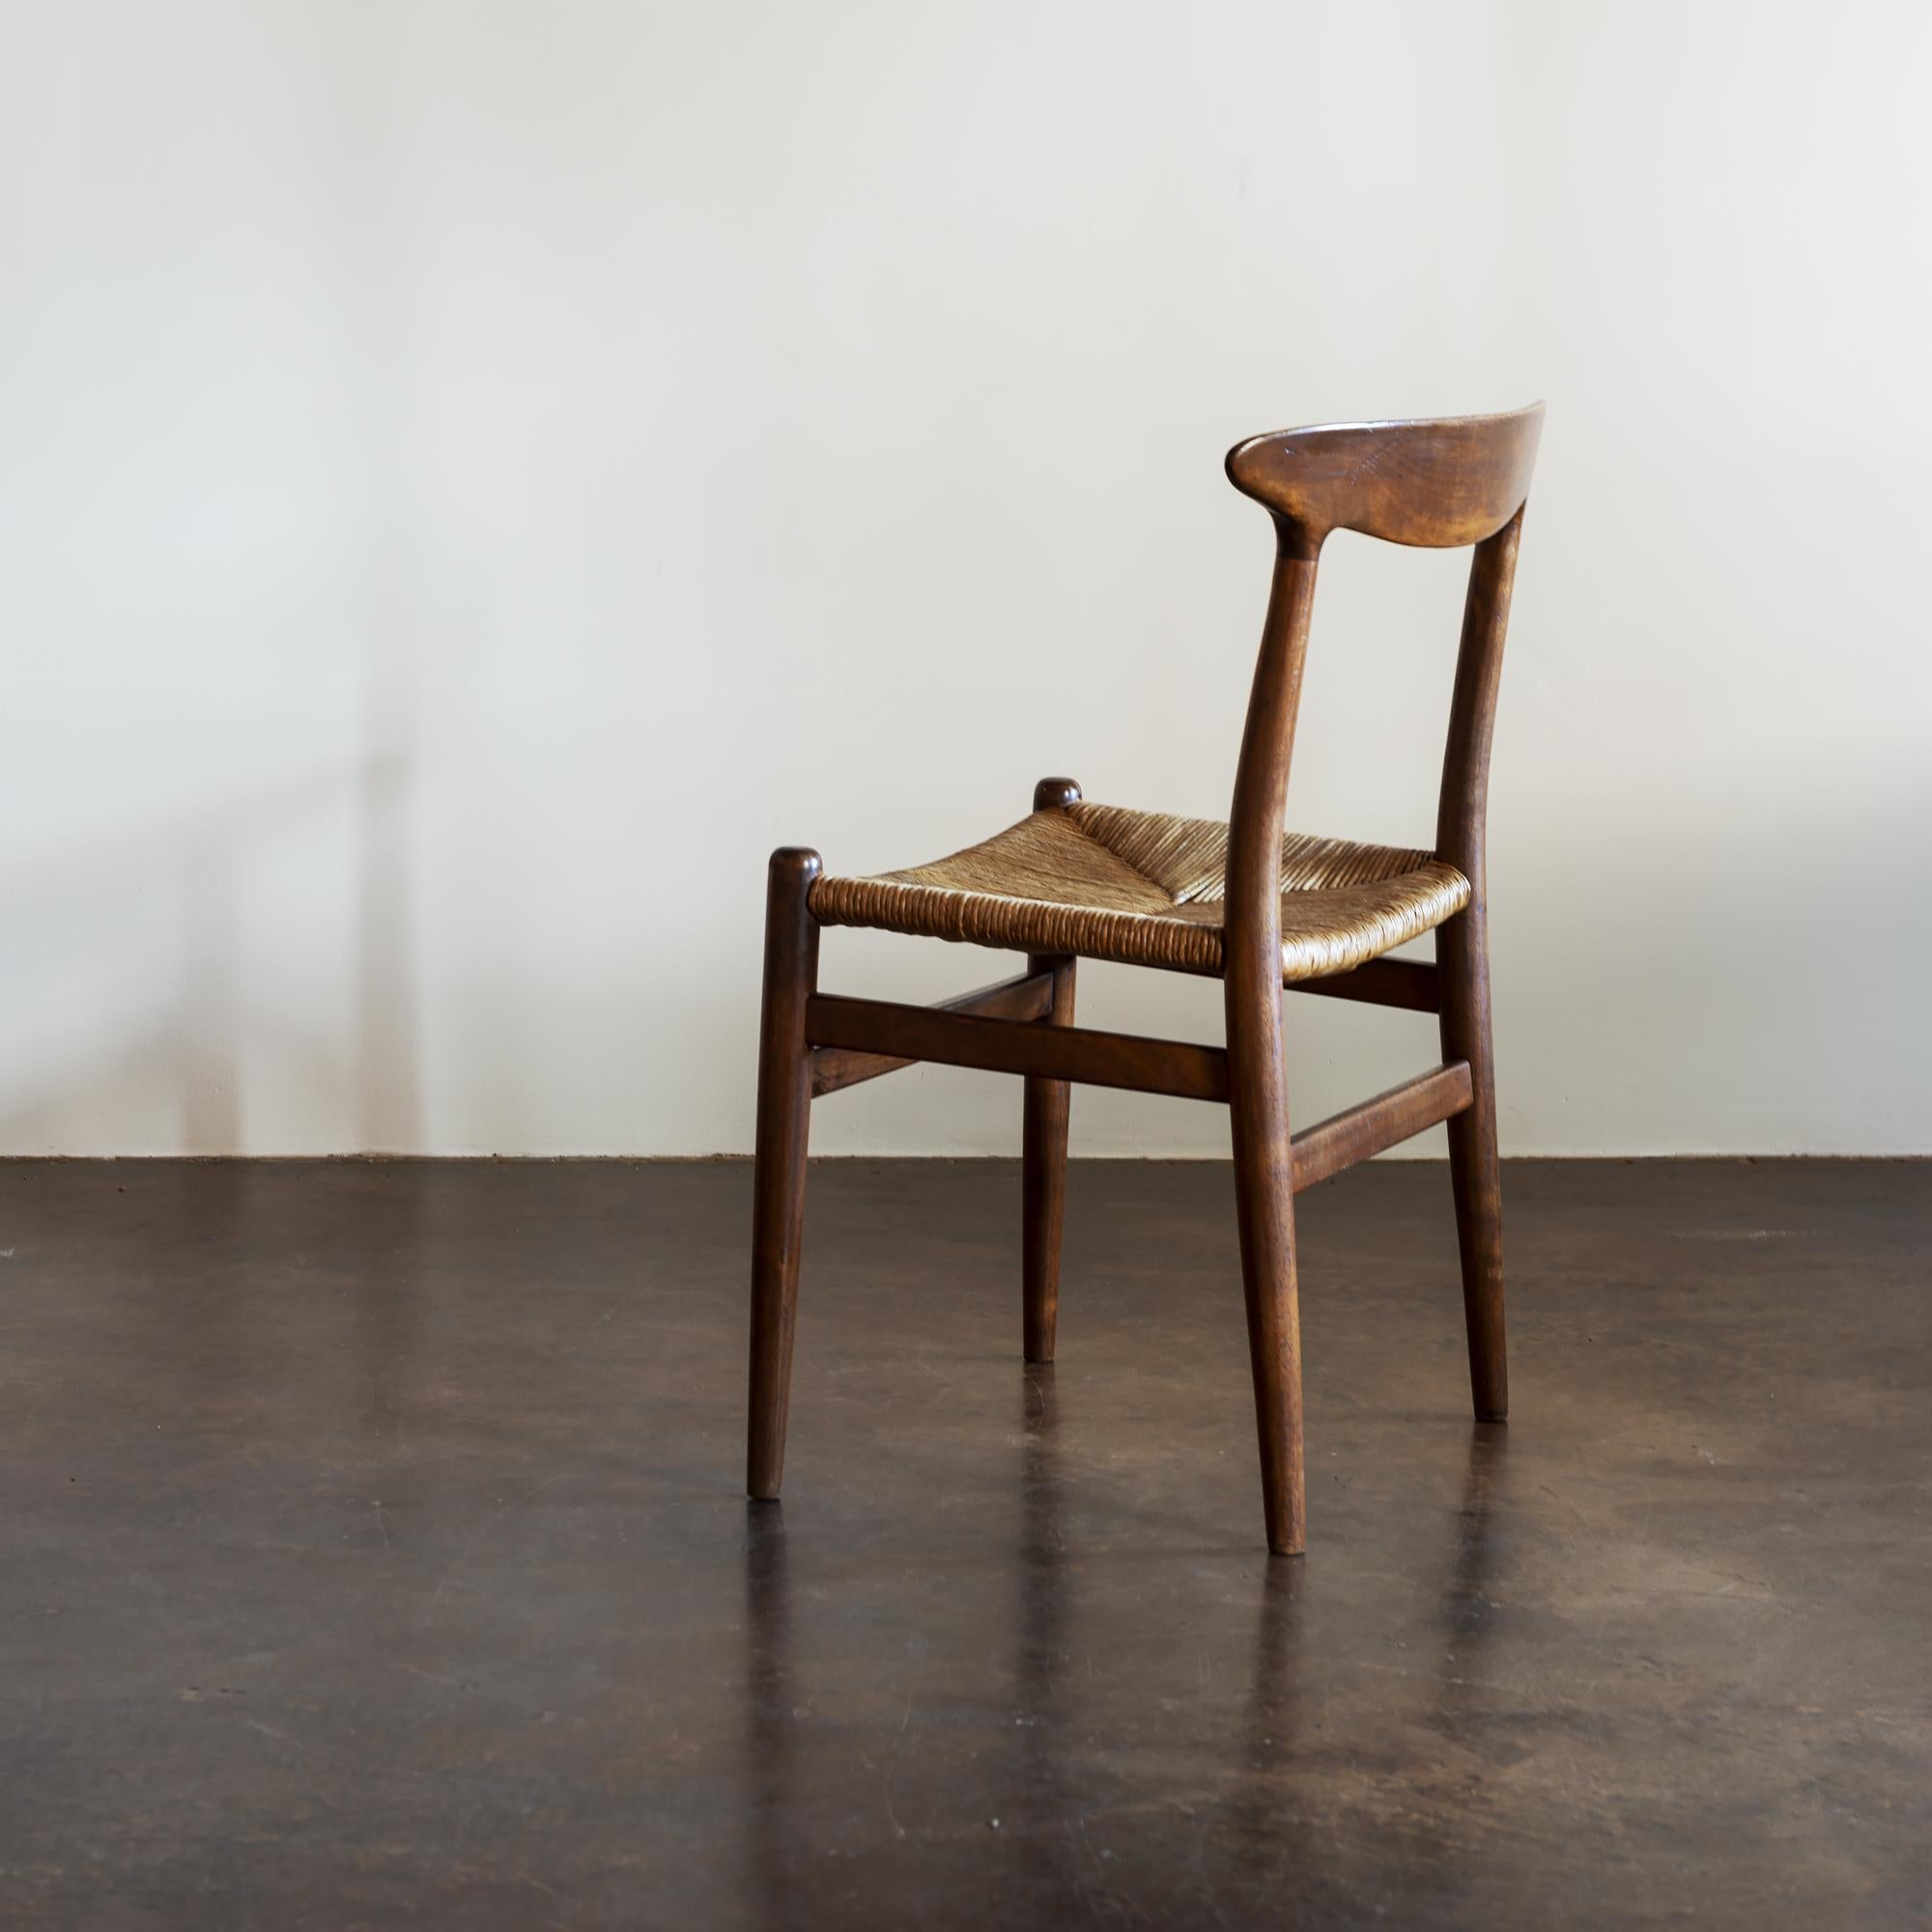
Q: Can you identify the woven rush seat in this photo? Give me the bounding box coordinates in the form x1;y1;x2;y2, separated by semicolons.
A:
810;799;1470;980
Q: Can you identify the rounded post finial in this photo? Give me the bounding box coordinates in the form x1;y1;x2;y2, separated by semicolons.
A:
767;846;823;889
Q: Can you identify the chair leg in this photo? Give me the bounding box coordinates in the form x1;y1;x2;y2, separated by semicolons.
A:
747;847;822;1499
1439;902;1508;1422
1021;953;1075;1363
1020;778;1082;1367
1226;986;1307;1557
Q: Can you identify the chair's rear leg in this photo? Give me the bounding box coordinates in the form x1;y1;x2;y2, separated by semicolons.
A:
1227;991;1306;1557
1021;952;1075;1363
1020;778;1082;1367
748;847;822;1499
1439;903;1507;1422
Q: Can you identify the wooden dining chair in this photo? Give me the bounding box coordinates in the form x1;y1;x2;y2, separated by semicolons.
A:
747;405;1544;1554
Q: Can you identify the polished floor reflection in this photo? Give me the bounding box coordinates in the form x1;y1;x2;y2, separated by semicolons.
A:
2;1157;1928;1926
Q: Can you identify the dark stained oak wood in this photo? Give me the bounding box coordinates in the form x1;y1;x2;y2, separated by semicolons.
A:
803;995;1230;1104
1436;508;1525;1422
1225;406;1543;551
1287;953;1440;1012
1223;551;1320;1554
810;971;1052;1097
1208;408;1540;1548
804;957;1435;1098
1021;775;1083;1366
1020;953;1074;1363
747;848;820;1499
1290;1062;1473;1195
748;406;1542;1554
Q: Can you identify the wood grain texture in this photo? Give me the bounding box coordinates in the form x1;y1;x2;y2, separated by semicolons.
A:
1225;405;1542;552
1223;551;1320;1555
1290;1062;1473;1195
1022;778;1082;1366
1436;509;1525;1422
804;995;1229;1104
1021;953;1074;1364
747;848;820;1499
810;971;1052;1097
1285;953;1440;1012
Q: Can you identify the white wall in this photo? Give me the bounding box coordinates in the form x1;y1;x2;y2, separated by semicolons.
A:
3;0;1928;1157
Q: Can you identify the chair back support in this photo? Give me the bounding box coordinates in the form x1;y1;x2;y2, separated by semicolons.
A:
1225;407;1543;554
1218;407;1542;1009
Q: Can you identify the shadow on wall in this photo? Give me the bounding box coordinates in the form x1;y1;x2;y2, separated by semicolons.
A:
0;627;423;1156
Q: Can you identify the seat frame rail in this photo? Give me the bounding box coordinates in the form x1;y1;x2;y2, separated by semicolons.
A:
804;961;1468;1190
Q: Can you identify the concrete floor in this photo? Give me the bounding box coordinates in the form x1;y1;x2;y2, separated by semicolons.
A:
1;1156;1928;1927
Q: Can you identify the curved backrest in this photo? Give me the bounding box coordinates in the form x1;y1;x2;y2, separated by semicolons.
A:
1224;406;1543;552
1217;406;1543;996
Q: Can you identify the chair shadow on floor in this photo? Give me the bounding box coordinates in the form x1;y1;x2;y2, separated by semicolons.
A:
737;1381;1514;1906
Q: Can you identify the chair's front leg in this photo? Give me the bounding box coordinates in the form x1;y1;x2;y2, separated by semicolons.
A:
1226;970;1306;1556
747;846;822;1499
1438;899;1507;1421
